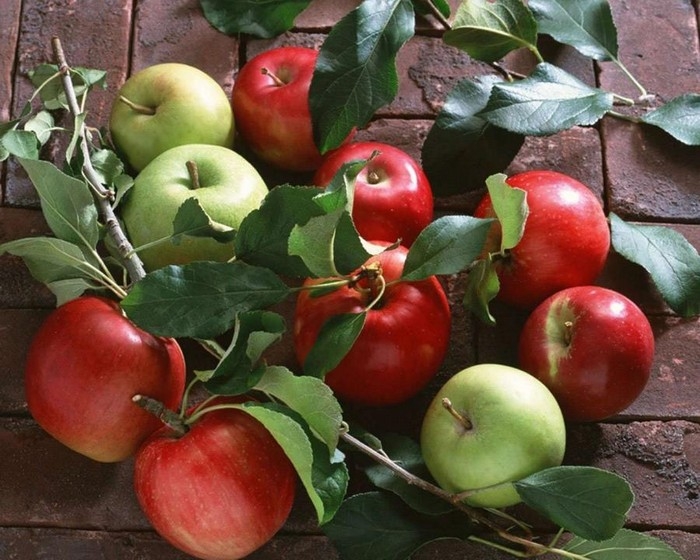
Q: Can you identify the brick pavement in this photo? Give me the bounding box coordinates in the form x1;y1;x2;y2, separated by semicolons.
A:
1;1;698;558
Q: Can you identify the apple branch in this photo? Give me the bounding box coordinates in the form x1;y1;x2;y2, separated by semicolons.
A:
51;36;147;284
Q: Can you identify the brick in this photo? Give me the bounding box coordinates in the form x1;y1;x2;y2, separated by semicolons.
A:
131;0;239;96
0;0;21;123
5;0;132;207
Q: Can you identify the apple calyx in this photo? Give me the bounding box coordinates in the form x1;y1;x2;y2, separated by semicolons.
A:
133;394;188;436
118;94;156;116
442;397;473;431
186;160;202;189
260;67;287;87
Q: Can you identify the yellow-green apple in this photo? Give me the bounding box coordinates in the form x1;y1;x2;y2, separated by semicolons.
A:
134;398;296;560
313;141;434;246
518;285;655;422
24;295;186;463
121;143;268;271
109;63;235;171
474;170;610;309
420;363;566;508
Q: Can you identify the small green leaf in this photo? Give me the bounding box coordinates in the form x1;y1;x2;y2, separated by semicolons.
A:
28;64;106;110
412;0;450;19
462;257;500;325
402;215;494;281
422;75;525;196
90;149;129;190
234;184;324;277
17;158;100;251
200;0;312;39
303;311;367;379
309;0;415;153
529;0;619;61
255;365;344;453
46;277;102;306
1;130;40;159
120;261;291;338
24;110;54;145
479;62;614;136
204;311;286;395
288;209;345;277
515;466;633;542
564;528;684;559
363;434;454;516
171;197;236;244
444;0;539;62
641;94;700;145
610;214;700;317
486;173;528;252
323;492;473;560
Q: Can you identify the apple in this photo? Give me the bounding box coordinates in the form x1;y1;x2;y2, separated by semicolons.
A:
231;46;350;172
109;62;235;172
312;141;434;246
474;170;610;309
24;295;186;463
121;143;268;271
518;285;655;422
293;244;451;406
420;363;566;509
134;398;296;560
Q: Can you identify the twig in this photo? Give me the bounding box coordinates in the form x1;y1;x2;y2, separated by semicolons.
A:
51;36;147;284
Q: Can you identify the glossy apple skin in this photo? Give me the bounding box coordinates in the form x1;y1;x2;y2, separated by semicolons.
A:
121;143;268;271
474;170;610;309
24;296;186;463
231;46;350;172
313;141;434;246
518;285;655;422
109;63;235;172
134;399;296;560
420;364;566;509
293;245;451;406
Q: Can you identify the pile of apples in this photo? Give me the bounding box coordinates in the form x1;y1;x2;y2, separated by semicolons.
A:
22;45;655;560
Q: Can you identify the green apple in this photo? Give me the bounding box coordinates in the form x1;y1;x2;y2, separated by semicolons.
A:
110;63;235;172
121;144;268;271
420;363;566;509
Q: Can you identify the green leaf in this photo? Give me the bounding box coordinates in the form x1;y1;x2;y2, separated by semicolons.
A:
204;311;286;395
120;261;291;338
610;214;700;317
363;434;454;516
28;64;106;110
234;185;324;277
255;365;344;453
479;62;614;136
641;94;700;145
200;0;312;39
485;173;528;252
46;277;102;306
0;130;40;159
462;257;500;326
288;209;346;277
17;158;99;251
422;75;525;196
171;197;236;244
529;0;618;61
309;0;415;153
303;312;367;379
443;0;539;62
515;466;633;542
24;110;55;145
401;215;494;281
412;0;450;19
90;149;129;190
323;492;473;560
241;402;348;525
564;528;684;559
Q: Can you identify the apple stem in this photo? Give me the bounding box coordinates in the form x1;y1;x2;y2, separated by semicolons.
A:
186;160;201;189
133;394;188;436
118;94;157;116
442;397;473;430
261;67;286;87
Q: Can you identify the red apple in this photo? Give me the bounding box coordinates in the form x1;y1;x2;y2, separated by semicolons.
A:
474;170;610;309
24;295;186;463
134;398;296;560
231;46;332;172
313;141;434;246
293;244;451;406
518;285;655;422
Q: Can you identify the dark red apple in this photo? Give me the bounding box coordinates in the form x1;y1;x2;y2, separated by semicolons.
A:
313;141;434;246
518;285;655;422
